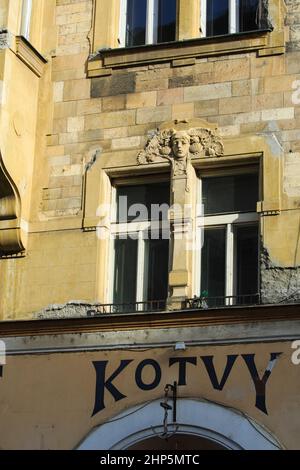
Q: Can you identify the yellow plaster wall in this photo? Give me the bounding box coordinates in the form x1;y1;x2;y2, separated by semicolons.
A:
0;341;298;449
0;229;98;320
0;0;8;29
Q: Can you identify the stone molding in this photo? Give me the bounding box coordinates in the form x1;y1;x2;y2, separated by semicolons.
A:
0;153;24;257
14;36;47;77
88;30;270;77
137;125;224;178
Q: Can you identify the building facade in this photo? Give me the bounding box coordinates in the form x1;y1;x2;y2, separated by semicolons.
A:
0;0;300;449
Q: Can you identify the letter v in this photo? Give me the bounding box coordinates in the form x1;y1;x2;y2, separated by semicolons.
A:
200;355;238;390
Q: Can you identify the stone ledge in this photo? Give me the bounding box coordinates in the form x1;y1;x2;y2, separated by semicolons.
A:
0;303;300;337
13;36;47;77
87;30;275;78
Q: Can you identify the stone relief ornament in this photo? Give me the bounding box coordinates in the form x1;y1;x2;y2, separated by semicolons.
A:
137;127;224;177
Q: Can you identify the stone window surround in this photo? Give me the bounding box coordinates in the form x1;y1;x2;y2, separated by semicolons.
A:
107;165;261;304
83;129;282;304
84;139;281;231
88;0;286;78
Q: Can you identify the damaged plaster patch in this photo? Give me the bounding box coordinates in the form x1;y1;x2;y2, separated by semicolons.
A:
286;1;300;51
261;247;300;304
259;0;274;30
35;301;103;320
257;123;284;158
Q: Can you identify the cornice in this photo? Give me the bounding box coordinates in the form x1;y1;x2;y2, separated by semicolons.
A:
0;303;300;338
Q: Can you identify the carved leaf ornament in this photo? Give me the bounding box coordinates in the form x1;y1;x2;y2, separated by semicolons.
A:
137;127;224;167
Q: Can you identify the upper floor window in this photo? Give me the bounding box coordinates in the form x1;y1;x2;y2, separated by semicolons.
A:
110;180;170;310
20;0;32;40
119;0;177;47
201;0;261;37
196;170;260;307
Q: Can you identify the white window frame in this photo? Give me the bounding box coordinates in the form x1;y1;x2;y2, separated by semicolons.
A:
194;174;259;303
108;185;169;305
201;0;239;37
20;0;33;40
119;0;160;47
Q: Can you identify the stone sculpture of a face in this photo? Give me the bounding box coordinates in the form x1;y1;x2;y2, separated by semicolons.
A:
171;131;190;160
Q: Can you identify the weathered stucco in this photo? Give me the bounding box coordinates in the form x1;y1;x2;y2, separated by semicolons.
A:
261;246;300;303
0;0;298;315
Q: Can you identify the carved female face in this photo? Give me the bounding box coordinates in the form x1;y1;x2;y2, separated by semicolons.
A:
171;131;190;160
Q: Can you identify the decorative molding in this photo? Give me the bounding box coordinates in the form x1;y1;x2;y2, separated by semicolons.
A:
0;153;24;256
78;399;281;450
137;123;224;179
14;36;47;77
0;303;299;338
87;30;272;77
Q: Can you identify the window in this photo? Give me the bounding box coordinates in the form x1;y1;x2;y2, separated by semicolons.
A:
110;180;170;310
195;171;259;306
119;0;177;47
201;0;261;37
20;0;32;40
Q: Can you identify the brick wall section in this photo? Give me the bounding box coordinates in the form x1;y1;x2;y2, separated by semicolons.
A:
42;0;93;216
42;0;300;217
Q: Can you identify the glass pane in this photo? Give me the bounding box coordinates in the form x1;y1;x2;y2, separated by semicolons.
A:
113;238;138;304
201;227;226;302
202;173;259;215
116;181;170;222
206;0;229;36
236;224;258;299
238;0;259;32
157;0;176;43
21;0;32;39
145;238;169;303
126;0;147;47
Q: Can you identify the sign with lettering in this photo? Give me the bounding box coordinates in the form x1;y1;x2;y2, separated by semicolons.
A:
92;352;282;417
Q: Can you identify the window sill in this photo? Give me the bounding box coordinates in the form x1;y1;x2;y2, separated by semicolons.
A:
13;36;47;77
87;29;283;78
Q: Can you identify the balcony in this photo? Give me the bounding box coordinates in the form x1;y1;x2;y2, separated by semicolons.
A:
87;300;167;315
184;294;261;310
86;294;261;316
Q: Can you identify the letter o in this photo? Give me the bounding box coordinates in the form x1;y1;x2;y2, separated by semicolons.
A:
135;359;162;391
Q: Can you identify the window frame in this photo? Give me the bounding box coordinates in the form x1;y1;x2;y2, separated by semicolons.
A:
119;0;178;48
20;0;33;40
108;179;170;305
194;168;260;302
201;0;260;37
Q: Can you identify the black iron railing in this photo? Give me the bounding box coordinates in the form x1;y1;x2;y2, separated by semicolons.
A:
184;294;261;310
87;299;167;315
86;294;261;316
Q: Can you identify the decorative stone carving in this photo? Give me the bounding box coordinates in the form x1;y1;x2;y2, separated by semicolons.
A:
0;153;24;256
137;126;224;176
